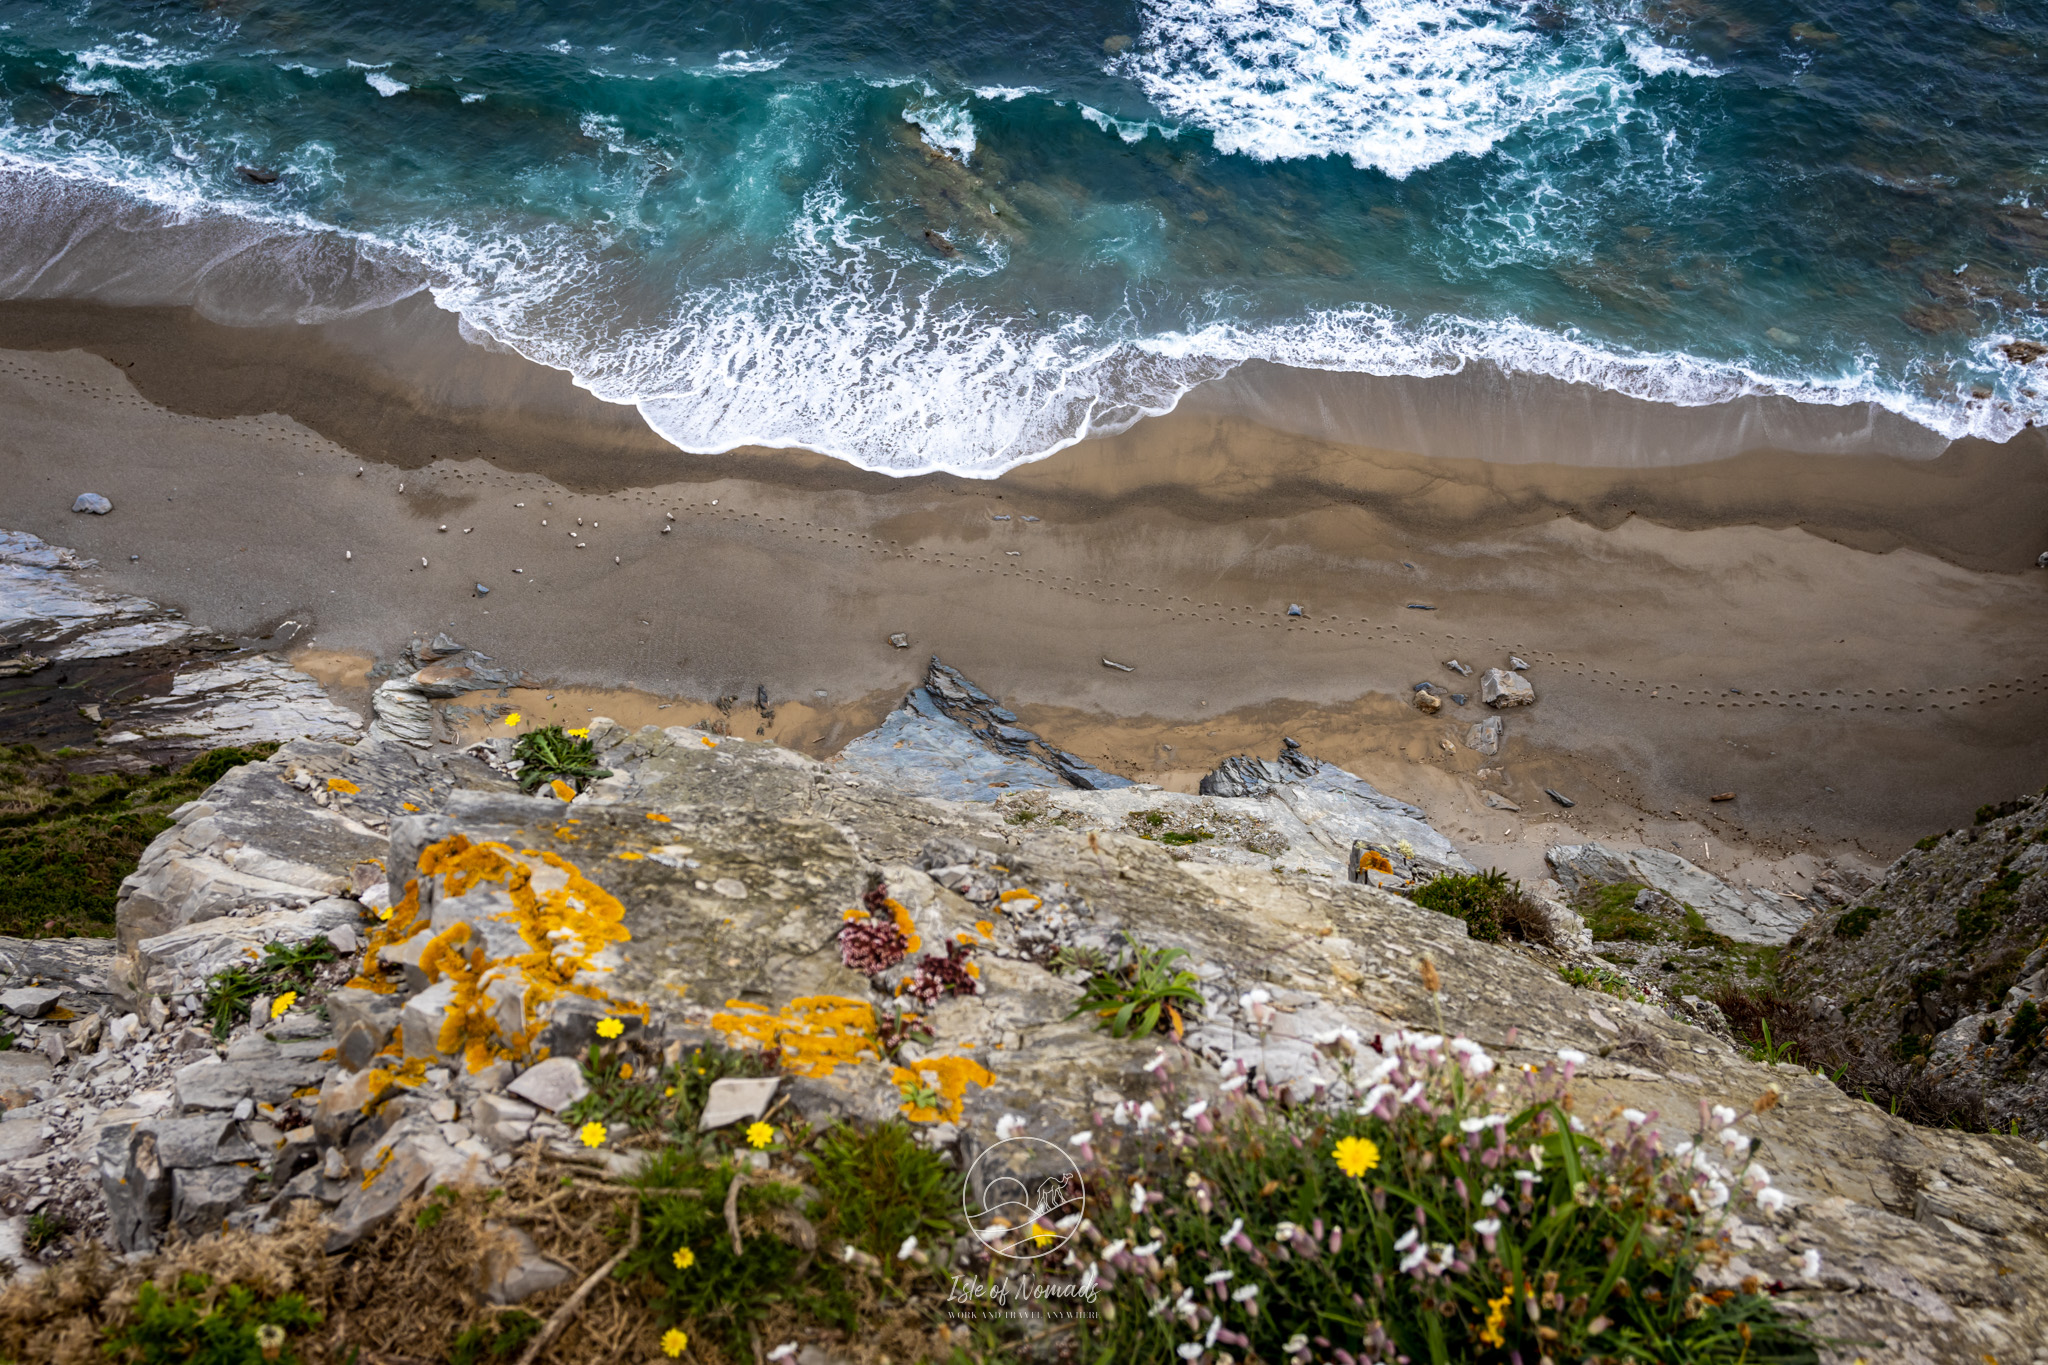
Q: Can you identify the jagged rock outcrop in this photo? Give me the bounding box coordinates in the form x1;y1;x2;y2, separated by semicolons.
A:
1780;794;2048;1132
833;656;1133;798
0;712;2034;1361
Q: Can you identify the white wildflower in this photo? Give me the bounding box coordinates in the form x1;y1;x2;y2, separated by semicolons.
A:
1392;1229;1418;1252
1473;1218;1501;1236
1176;1345;1204;1361
1219;1217;1244;1248
1218;1073;1246;1092
1204;1269;1233;1285
1480;1185;1503;1205
1756;1187;1788;1215
1711;1104;1739;1128
1232;1283;1259;1302
1800;1248;1822;1280
897;1235;919;1260
996;1113;1028;1141
1183;1100;1209;1120
1069;1131;1094;1149
1556;1048;1587;1065
1621;1108;1648;1125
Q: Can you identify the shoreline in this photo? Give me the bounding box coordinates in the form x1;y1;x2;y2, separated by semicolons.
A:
0;293;2045;572
2;297;2047;870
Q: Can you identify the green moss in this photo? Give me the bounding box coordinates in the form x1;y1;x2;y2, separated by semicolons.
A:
1833;904;1886;939
1558;963;1643;1001
1914;832;1948;851
1158;828;1213;846
1577;881;1664;942
0;743;276;937
807;1121;961;1279
1976;799;2027;825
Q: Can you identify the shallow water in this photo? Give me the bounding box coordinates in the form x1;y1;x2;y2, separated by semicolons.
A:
0;0;2041;474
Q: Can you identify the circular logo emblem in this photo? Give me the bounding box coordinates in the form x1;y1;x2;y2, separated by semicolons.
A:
961;1136;1087;1260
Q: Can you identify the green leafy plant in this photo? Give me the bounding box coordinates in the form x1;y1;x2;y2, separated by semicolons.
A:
511;726;612;794
1747;1018;1800;1066
100;1273;321;1365
1577;882;1666;943
1047;944;1108;977
1913;832;1948;851
623;1152;859;1359
200;938;339;1038
1408;868;1557;946
808;1121;961;1280
1833;904;1885;939
2007;1000;2044;1064
1957;868;2022;943
1070;1038;1816;1365
1066;942;1203;1038
23;1210;67;1255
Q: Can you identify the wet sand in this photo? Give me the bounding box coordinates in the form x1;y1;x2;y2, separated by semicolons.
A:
3;297;2047;874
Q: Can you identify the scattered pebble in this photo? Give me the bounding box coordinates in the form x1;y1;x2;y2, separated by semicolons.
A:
71;493;112;515
1545;788;1576;808
1102;657;1134;672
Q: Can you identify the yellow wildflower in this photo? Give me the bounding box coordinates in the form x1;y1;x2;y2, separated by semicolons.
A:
579;1121;608;1148
597;1017;625;1039
503;712;522;726
664;1086;676;1097
1333;1135;1381;1178
746;1121;774;1149
270;992;296;1019
1479;1287;1514;1348
661;1328;688;1357
567;727;590;738
672;1247;695;1270
620;1063;634;1079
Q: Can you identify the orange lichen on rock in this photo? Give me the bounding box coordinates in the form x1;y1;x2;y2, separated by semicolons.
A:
711;996;878;1078
326;777;360;794
887;898;922;954
892;1054;994;1123
358;834;645;1073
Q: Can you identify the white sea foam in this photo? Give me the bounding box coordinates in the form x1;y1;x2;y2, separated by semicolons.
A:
364;71;408;97
713;50;785;74
1078;105;1180;144
1623;30;1720;79
1116;0;1642;179
972;85;1045;101
903;95;975;161
461;92;486;104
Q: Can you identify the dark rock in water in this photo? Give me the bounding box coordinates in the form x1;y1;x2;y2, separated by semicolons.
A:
833;657;1133;801
238;165;280;185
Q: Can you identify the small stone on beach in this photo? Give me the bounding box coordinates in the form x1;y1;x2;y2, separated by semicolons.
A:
1287;604;1303;616
1544;788;1575;808
1510;656;1530;671
475;584;489;596
889;633;910;649
72;493;112;514
1103;658;1134;672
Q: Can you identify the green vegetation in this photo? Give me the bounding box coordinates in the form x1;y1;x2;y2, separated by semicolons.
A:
1975;799;2027;825
1680;906;1734;952
0;742;275;937
1913;832;1948;851
1072;1040;1815;1365
1559;962;1644;1001
1833;904;1885;939
1578;881;1663;942
806;1121;961;1282
510;725;612;794
1957;867;2023;944
1066;941;1204;1038
1407;869;1513;942
22;1211;66;1256
199;938;338;1039
99;1274;320;1365
2008;1000;2044;1065
445;1310;541;1365
563;1037;776;1143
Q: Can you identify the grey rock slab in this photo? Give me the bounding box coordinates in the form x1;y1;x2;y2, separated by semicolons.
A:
698;1077;781;1131
172;1050;332;1111
105;655;365;751
367;679;435;748
481;1224;575;1304
326;1116;489;1252
150;1115;260;1169
1;529;162;646
0;1050;54;1105
401;979;458;1060
1480;668;1535;707
0;1120;47;1161
52;620;203;661
0;986;63;1018
1545;842;1809;944
171;1164;259;1237
134;898;362;997
96;1121;172;1253
506;1057;589;1113
0;935;120;1014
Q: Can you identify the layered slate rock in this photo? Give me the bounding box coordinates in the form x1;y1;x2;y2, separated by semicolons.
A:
1780;796;2048;1130
833;657;1134;801
1547;841;1809;944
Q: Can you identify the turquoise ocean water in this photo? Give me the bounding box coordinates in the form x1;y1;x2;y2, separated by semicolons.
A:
0;0;2042;473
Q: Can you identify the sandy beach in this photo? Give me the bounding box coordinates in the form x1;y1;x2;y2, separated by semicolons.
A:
3;294;2047;884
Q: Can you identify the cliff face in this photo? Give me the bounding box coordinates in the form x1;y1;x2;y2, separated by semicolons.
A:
0;712;2030;1361
1779;794;2048;1129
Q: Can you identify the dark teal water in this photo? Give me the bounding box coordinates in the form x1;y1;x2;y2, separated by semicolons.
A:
0;0;2041;472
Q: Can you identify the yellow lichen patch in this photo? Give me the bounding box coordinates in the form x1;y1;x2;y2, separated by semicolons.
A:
711;996;878;1078
345;877;430;994
645;812;672;823
997;887;1039;913
1355;848;1395;876
363;1056;429;1102
892;1055;994;1123
550;779;577;802
842;906;869;922
975;920;995;939
616;850;644;861
326;777;360;794
376;835;645;1073
403;802;420;812
554;825;578;840
886;898;922;954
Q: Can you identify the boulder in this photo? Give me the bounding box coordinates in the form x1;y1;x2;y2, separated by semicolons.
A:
1480;668;1534;707
0;1119;47;1162
1464;716;1503;756
172;1043;333;1111
505;1056;588;1113
133;898;362;998
171;1165;258;1237
0;986;63;1018
698;1077;780;1131
325;1117;485;1252
96;1122;173;1252
480;1224;575;1304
